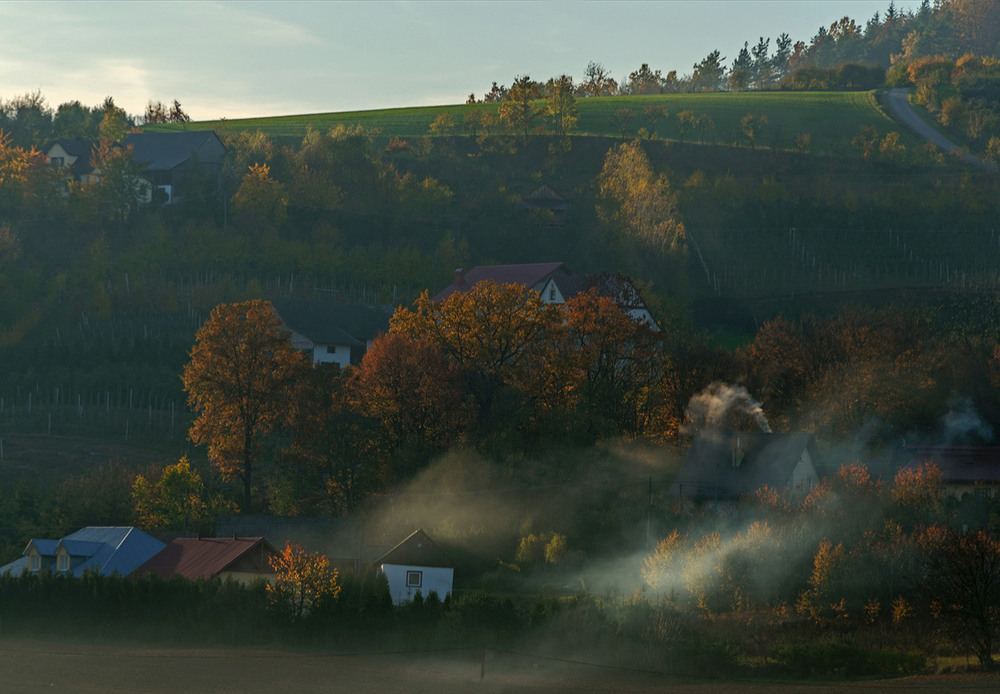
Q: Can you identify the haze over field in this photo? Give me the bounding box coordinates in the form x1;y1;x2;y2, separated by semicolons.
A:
0;0;918;120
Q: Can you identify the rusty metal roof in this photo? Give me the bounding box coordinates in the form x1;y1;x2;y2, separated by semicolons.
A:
132;537;278;580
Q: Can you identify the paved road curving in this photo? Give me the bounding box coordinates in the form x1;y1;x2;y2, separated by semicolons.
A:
886;87;996;171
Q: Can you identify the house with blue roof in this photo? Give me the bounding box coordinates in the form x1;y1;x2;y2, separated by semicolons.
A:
0;527;166;577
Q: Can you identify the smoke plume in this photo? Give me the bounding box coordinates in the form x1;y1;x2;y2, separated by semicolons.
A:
682;382;771;434
939;393;993;444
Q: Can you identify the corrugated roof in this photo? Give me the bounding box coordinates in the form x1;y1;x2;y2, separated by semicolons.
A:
132;537;278;580
669;432;821;500
374;529;452;569
270;299;392;347
0;527;165;577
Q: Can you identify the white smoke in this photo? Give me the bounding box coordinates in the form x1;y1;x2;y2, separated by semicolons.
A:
940;394;993;444
682;382;771;434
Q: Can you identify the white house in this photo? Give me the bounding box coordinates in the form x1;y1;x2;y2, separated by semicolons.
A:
374;529;453;605
270;298;393;369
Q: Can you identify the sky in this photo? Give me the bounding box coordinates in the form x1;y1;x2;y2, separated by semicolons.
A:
1;0;919;121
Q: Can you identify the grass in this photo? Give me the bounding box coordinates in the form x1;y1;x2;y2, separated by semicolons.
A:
150;90;920;158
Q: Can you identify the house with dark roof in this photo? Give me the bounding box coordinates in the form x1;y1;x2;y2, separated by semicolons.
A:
374;529;453;605
0;527;166;577
903;445;1000;498
669;432;822;507
518;184;568;224
44;130;224;204
432;262;659;328
122;131;225;203
270;298;393;368
132;536;278;584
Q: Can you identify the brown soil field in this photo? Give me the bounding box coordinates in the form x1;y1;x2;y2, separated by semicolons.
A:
2;638;999;693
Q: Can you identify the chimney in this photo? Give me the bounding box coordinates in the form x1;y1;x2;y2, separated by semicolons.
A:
454;268;465;285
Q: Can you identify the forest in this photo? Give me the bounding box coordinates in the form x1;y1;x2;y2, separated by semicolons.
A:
2;0;1000;678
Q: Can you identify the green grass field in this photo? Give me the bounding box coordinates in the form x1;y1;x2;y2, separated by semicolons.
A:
151;91;915;158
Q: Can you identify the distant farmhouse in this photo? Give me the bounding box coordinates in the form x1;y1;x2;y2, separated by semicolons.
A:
374;529;454;605
517;184;568;224
433;262;658;328
0;526;165;577
669;432;823;507
45;130;225;204
270;298;393;369
903;444;1000;498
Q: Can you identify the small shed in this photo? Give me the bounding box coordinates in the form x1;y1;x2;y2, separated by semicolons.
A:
374;529;453;605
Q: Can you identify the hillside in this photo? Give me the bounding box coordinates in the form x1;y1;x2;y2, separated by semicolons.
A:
153;90;918;158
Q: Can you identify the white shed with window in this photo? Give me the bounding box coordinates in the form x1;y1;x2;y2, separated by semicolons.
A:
374;529;454;605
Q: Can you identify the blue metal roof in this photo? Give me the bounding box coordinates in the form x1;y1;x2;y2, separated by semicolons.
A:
0;527;165;578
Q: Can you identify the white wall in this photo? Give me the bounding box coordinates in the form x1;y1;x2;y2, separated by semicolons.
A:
380;563;453;605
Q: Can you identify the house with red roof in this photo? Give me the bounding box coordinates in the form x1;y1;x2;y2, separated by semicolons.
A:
374;529;453;605
433;263;658;328
132;536;279;584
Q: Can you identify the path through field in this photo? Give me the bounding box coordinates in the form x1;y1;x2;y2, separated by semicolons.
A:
2;639;999;693
886;88;996;171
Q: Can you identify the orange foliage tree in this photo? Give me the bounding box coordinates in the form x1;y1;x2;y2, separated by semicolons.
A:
389;281;565;441
182;300;307;512
268;542;341;621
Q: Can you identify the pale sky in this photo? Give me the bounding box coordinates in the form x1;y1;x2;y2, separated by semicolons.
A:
1;1;918;121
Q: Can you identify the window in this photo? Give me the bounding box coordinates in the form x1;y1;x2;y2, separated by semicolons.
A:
406;570;422;588
549;287;556;301
50;156;64;167
29;554;39;571
57;553;68;572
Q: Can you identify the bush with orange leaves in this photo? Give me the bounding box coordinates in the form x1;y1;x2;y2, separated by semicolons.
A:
267;542;341;620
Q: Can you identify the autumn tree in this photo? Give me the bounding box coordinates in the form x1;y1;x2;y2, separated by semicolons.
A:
544;74;578;136
389;282;564;442
81;139;148;223
132;457;223;534
581;61;617;97
230;162;287;235
268;542;341;621
349;332;470;476
563;287;663;438
596;140;685;252
499;75;543;142
182;300;308;512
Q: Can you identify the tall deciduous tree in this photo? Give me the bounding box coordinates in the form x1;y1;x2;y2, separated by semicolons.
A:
500;75;543;142
389;282;564;438
182;300;307;512
596;140;685;252
544;74;578;136
268;542;341;620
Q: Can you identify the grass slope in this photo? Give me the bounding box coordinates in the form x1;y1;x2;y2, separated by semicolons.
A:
153;91;914;158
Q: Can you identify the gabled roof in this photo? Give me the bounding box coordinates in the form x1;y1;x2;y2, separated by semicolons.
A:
904;445;1000;484
669;432;821;500
518;184;569;212
122;131;224;172
1;527;165;577
45;139;98;176
270;298;393;347
433;262;571;302
374;529;452;569
132;537;278;581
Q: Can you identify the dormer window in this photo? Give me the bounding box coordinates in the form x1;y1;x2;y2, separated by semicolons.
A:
29;553;40;572
57;551;69;572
